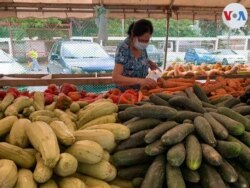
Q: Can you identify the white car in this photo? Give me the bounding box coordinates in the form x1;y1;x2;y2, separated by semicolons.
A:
212;49;247;65
0;49;26;74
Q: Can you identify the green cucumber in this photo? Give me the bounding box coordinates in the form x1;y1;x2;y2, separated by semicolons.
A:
216;140;242;158
193;84;210;103
118;104;136;111
239;131;250;147
186;134;202;171
126;118;161;134
227;135;250;171
216;97;241;108
210;95;233;105
209;112;245;136
182;166;200;183
118;111;135;122
231;174;249;188
144;121;178;144
194;116;217;146
166;143;185;167
204;113;229;140
171;111;203;123
185;87;203;106
115;130;150;151
166;163;186;188
132;177;144;188
199;163;227;188
168;96;206;113
141;155;165;188
233;106;250;115
145;140;168;156
155;93;173;101
201;143;222;166
149;94;170;106
202;101;217;109
161;123;195;145
124;106;177;120
218;107;250;131
112;148;153;167
218;159;238;183
204;107;218;112
117;164;150;180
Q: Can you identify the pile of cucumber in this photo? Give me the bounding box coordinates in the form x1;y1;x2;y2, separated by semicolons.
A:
113;85;250;188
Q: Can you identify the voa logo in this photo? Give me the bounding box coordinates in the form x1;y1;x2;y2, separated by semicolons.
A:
222;3;248;29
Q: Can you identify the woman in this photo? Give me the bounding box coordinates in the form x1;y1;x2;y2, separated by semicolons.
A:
112;19;158;91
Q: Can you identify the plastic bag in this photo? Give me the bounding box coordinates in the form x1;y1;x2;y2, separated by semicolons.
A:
146;70;162;81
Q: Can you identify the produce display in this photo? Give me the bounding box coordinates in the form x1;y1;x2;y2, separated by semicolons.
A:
0;77;249;187
162;63;250;77
115;84;250;188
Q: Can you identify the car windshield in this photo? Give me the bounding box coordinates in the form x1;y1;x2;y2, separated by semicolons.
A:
62;43;109;58
195;49;210;54
0;50;14;63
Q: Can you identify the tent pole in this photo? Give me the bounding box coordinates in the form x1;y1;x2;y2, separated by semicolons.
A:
163;11;171;70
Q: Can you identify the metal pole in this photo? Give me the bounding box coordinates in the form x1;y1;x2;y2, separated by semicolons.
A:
163;11;171;70
8;23;14;57
122;19;125;37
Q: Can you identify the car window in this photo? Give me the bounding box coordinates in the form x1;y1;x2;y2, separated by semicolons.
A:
195;49;209;54
55;43;61;55
0;50;14;63
50;43;58;54
62;43;109;58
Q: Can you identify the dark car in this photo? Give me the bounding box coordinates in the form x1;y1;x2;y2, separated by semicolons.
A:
146;44;164;67
47;40;115;74
184;48;216;65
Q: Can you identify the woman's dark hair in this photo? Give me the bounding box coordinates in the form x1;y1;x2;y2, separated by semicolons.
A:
127;19;154;37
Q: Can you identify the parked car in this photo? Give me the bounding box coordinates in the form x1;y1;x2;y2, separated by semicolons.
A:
184;48;216;65
47;40;115;74
146;44;164;67
211;49;247;65
0;49;26;74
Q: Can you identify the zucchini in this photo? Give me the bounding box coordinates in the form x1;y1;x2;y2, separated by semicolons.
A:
209;112;245;136
124;105;177;119
186;134;202;171
194;116;217;146
166;163;186;188
118;111;136;122
193;84;210;103
132;177;144;188
168;96;205;113
233;106;250;115
204;113;228;140
144;121;178;144
145;140;168;156
170;111;203;123
126;118;161;134
218;159;238;183
167;143;185;167
117;164;150;180
149;94;170;106
204;107;218;112
201;143;222;166
199;163;227;188
185;87;203;106
141;155;165;188
111;148;153;167
161;123;194;145
218;107;250;131
216;140;242;158
182;166;200;183
115;129;149;151
202;101;217;109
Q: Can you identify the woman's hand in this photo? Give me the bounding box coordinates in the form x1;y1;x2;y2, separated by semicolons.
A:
149;60;158;70
139;78;157;89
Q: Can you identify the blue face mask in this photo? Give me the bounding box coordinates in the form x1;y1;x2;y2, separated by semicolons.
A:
134;37;149;51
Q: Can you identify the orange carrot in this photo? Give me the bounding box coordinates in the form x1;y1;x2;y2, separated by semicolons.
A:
137;90;143;102
148;88;165;94
202;82;224;94
208;94;232;100
163;85;190;92
167;78;195;83
162;80;193;88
